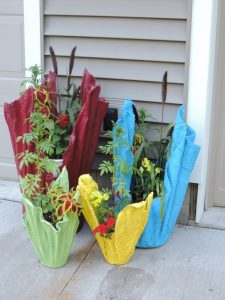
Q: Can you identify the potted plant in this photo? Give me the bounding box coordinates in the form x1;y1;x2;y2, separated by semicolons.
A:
17;101;81;268
127;72;200;248
4;48;108;190
78;102;153;265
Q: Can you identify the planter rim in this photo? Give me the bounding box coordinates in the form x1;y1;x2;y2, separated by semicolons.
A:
51;158;63;163
22;196;78;233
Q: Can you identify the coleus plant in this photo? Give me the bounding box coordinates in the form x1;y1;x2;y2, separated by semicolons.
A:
17;88;81;226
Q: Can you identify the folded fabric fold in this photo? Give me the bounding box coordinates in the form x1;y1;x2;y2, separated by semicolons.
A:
137;105;200;248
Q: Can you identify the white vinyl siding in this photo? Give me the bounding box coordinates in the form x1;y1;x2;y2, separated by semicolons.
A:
43;0;191;123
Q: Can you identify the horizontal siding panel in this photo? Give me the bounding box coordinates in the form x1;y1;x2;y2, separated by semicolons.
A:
107;98;180;123
0;0;23;15
58;77;183;104
45;56;184;84
44;0;187;19
45;37;186;63
45;16;186;42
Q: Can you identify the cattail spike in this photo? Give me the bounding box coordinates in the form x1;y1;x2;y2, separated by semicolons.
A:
49;46;58;75
69;46;77;76
162;71;168;104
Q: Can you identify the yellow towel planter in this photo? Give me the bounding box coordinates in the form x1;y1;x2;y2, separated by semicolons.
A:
78;174;153;265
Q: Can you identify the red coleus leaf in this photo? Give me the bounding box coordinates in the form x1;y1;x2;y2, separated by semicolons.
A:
58;114;69;127
106;217;115;228
64;200;72;213
56;205;64;219
71;204;78;214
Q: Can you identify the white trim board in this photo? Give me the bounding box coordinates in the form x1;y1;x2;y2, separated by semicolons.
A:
23;0;43;73
187;0;219;222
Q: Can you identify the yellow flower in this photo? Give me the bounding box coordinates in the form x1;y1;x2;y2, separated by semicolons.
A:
102;193;109;201
90;191;109;208
142;157;152;173
92;199;101;208
134;134;144;145
155;167;161;175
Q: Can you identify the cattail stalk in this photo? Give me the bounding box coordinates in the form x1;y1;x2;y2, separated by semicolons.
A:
67;46;77;91
160;71;168;139
159;71;168;169
49;46;58;75
49;46;62;113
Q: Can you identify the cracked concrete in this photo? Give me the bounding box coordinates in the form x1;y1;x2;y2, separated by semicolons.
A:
1;180;225;300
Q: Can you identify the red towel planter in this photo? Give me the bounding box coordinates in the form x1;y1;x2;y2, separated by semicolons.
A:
4;68;108;202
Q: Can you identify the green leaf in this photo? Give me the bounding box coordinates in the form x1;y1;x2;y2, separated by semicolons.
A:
49;166;69;193
56;145;65;155
52;134;61;143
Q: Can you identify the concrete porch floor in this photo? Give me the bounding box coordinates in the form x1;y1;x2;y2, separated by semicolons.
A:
1;180;225;300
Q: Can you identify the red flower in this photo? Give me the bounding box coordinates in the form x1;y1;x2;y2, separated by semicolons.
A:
106;217;115;228
58;114;69;127
93;223;107;236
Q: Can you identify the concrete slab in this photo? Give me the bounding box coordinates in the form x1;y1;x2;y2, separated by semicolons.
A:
199;207;225;230
0;200;95;300
59;225;225;300
0;179;20;202
1;179;225;300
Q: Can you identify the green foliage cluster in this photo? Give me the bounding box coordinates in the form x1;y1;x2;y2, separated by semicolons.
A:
17;112;59;201
20;64;42;92
17;113;81;225
89;124;132;233
131;71;173;218
48;46;82;158
99;124;132;202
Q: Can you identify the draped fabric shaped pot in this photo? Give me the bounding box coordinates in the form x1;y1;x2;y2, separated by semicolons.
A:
63;69;108;188
137;105;200;248
4;69;108;190
78;174;153;265
23;197;79;268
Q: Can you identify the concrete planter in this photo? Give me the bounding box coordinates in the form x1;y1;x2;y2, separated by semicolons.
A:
23;197;79;268
78;174;153;265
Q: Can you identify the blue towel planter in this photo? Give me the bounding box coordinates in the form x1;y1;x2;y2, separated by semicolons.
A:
137;105;200;248
113;99;135;213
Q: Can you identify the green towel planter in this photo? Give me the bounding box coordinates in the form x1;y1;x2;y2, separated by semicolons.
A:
23;197;79;268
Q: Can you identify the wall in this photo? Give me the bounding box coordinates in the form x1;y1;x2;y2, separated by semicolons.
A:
0;0;25;180
43;0;191;125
